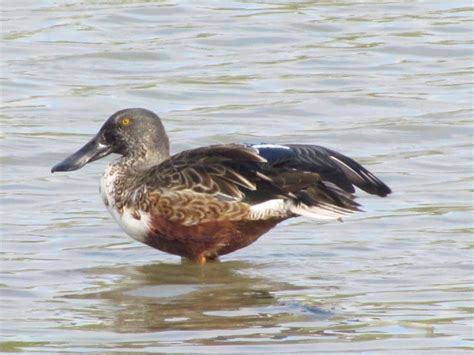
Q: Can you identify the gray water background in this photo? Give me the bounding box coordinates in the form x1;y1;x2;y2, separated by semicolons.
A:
1;1;473;353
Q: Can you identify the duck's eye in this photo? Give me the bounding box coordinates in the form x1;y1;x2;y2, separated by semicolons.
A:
120;117;131;127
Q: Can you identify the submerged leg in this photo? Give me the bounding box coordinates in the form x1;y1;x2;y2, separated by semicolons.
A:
197;255;208;265
180;253;220;265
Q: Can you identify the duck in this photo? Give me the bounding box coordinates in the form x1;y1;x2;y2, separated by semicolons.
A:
52;108;391;264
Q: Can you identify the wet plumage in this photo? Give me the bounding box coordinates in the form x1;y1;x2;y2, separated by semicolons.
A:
52;108;391;263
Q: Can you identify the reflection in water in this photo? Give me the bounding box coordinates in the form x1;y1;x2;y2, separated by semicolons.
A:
63;261;330;334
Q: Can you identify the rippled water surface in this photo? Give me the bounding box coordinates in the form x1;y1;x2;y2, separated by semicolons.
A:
1;1;473;353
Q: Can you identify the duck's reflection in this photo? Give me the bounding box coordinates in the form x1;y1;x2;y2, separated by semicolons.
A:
65;260;329;333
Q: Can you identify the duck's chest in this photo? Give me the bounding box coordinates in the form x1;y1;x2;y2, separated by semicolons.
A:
100;165;121;211
99;164;151;243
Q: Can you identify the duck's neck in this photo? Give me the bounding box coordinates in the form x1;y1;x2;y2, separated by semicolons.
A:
116;142;171;172
104;145;170;210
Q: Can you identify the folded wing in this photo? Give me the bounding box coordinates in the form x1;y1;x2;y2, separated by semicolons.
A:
138;143;390;225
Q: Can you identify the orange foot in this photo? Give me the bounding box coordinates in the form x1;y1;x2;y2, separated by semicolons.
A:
197;255;208;265
181;254;219;264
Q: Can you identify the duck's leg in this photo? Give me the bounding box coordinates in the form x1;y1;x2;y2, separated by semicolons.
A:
197;255;208;265
196;253;220;264
180;253;220;264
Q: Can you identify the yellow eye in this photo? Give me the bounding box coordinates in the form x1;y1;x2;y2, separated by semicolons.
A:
120;117;131;126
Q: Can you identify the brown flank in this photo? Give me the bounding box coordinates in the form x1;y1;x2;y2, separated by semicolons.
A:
145;214;286;263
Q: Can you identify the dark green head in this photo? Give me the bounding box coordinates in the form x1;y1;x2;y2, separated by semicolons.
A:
51;108;170;173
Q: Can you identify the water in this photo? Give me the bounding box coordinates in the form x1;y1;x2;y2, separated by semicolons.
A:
1;0;473;352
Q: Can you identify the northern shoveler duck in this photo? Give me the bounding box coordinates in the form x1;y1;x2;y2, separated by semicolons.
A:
52;108;391;264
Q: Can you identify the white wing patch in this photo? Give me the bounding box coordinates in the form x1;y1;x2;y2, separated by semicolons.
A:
252;144;291;150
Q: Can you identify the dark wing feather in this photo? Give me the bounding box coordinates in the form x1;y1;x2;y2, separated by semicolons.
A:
252;144;391;197
270;171;360;210
322;147;391;197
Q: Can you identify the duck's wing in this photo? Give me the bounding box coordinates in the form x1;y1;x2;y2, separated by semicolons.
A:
250;144;391;197
138;144;362;224
141;144;284;202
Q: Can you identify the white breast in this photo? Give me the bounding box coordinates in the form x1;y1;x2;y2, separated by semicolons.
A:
99;165;151;244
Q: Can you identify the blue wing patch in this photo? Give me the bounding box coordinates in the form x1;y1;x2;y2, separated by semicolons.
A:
247;143;295;165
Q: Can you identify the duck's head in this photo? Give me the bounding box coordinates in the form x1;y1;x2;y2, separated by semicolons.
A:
51;108;169;173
